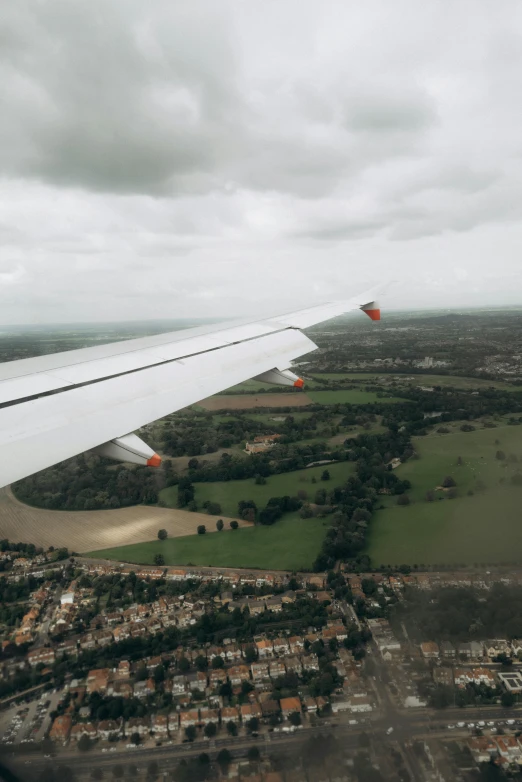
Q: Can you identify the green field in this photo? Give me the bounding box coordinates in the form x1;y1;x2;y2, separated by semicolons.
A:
367;424;522;566
309;372;520;391
86;516;330;571
159;461;355;518
306;390;403;405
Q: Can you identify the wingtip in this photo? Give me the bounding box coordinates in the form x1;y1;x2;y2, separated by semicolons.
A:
293;378;305;389
364;309;381;321
147;454;162;468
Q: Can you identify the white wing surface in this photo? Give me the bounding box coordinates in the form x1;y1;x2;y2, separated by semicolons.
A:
0;290;381;487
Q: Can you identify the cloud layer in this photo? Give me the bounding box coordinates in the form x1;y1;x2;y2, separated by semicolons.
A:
2;0;522;323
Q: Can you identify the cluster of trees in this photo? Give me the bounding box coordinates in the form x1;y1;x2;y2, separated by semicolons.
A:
398;584;522;641
0;573;42;627
313;427;414;571
14;453;159;510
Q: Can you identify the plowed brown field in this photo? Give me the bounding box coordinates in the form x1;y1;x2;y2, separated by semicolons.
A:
0;487;247;552
199;394;313;410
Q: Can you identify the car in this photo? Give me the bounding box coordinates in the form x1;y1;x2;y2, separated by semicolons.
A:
386;727;394;735
478;721;486;727
487;722;495;727
447;725;455;730
457;722;465;728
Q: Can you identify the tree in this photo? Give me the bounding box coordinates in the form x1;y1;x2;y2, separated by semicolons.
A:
442;476;456;488
197;525;206;535
130;732;140;746
425;490;435;502
289;711;302;726
195;654;208;671
496;450;506;461
204;721;217;738
211;655;224;669
216;749;231;771
112;766;124;779
178;657;190;672
247;746;260;763
226;720;238;736
153;554;165;566
147;761;159;778
230;520;239;530
244;646;257;663
157;529;168;541
247;717;259;733
185;725;197;742
447;488;458;499
321;469;330;481
501;690;515;708
216;519;224;532
78;734;92;752
206;502;222;515
397;494;410;506
457;456;464;466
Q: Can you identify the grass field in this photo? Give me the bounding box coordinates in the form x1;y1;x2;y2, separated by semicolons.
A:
159;461;355;518
367;424;522;566
306;390;403;405
309;372;521;391
86;516;330;571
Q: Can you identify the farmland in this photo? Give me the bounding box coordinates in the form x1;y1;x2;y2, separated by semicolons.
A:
86;515;330;571
197;393;312;410
367;424;522;566
309;372;520;391
159;460;356;518
0;486;247;552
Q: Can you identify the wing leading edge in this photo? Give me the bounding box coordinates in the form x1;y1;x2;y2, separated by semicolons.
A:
0;289;381;487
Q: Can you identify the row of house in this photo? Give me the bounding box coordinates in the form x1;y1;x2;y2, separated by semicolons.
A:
420;639;522;661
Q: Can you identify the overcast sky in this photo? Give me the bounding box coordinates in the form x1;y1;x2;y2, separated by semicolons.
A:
1;1;522;324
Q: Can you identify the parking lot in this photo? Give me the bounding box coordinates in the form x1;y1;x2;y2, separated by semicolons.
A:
0;689;63;747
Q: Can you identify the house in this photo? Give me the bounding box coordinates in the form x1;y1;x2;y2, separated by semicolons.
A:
454;668;497;688
221;706;240;724
304;697;318;713
108;680;133;699
251;662;270;681
240;703;262;721
93;629;113;647
288;636;304;654
256;639;273;658
70;723;97;741
284;657;302;674
27;647;56;667
134;678;156;698
180;710;200;729
272;637;289;655
269;660;286;679
56;639;78;659
280;697;301;717
467;737;498;764
152;714;169;737
125;717;150;737
86;668;110;694
112;625;131;642
433;667;454;687
265;597;283;613
261;700;280;718
458;641;483;660
301;654;320;671
98;720;121;740
209;668;227;686
420;642;440;659
199;708;220;725
116;660;131;679
186;672;206;692
49;715;72;743
495;736;522;762
228;665;250;686
168;712;180;732
440;641;455;658
485;639;511;659
223;643;242;662
171;675;187;695
348;694;373;713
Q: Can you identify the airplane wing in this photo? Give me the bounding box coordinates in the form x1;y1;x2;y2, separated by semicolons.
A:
0;290;381;488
